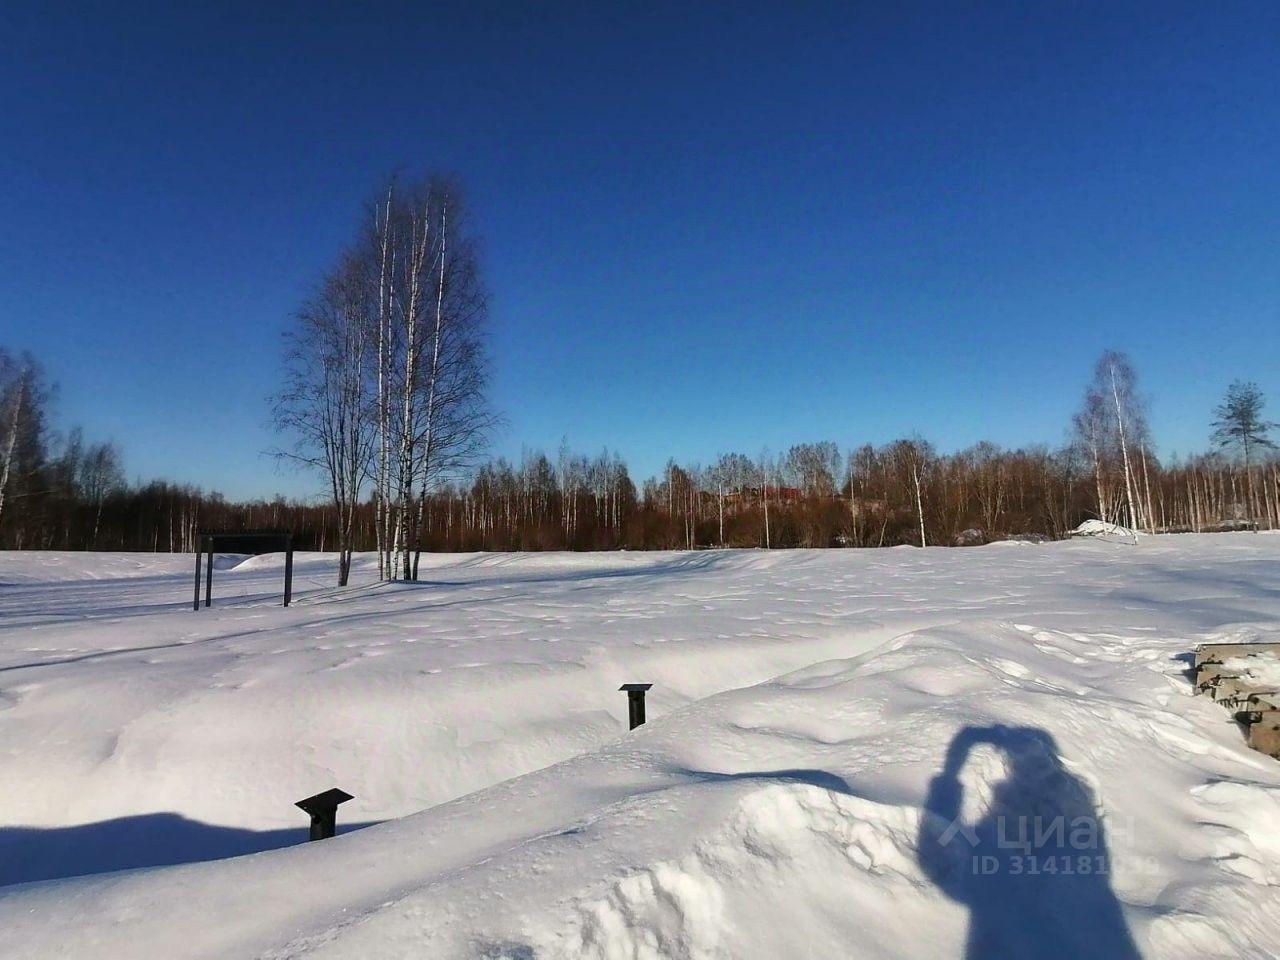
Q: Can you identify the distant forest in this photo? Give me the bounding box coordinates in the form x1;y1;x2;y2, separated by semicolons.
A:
1;345;1275;557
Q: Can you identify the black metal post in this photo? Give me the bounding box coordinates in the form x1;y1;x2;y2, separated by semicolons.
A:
283;542;294;607
193;548;202;612
295;787;354;841
619;683;653;730
204;545;214;607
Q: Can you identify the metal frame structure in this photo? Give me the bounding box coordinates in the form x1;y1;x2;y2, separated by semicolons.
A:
193;531;294;610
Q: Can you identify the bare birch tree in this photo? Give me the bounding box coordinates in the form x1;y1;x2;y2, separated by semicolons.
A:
1092;351;1149;532
889;437;932;546
1073;387;1119;524
0;360;29;528
80;441;123;548
0;351;46;533
363;174;495;579
274;252;378;585
755;448;776;548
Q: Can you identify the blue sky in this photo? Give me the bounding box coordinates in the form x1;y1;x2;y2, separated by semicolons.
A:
2;1;1277;500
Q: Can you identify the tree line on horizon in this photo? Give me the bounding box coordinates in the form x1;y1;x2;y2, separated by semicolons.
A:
2;343;1275;560
403;360;1279;552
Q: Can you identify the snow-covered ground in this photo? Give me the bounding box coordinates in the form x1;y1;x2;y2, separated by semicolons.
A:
1;536;1279;958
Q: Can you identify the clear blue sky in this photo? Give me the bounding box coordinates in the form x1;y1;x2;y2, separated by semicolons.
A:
3;1;1277;500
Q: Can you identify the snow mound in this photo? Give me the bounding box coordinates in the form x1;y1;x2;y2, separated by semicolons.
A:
5;617;1280;957
0;551;195;583
1222;652;1280;689
560;784;929;959
1071;519;1140;539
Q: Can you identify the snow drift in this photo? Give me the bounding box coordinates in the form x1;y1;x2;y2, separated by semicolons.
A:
1071;519;1141;540
2;535;1280;957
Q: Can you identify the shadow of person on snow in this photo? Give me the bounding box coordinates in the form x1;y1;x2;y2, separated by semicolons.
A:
0;812;378;887
917;725;1139;960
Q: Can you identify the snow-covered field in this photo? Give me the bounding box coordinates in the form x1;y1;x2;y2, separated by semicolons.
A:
1;536;1279;958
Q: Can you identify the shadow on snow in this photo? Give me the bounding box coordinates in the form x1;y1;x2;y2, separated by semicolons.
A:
918;724;1139;959
0;812;378;888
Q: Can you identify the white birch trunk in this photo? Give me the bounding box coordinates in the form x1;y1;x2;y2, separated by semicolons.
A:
0;374;26;527
1109;362;1140;531
913;461;927;547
